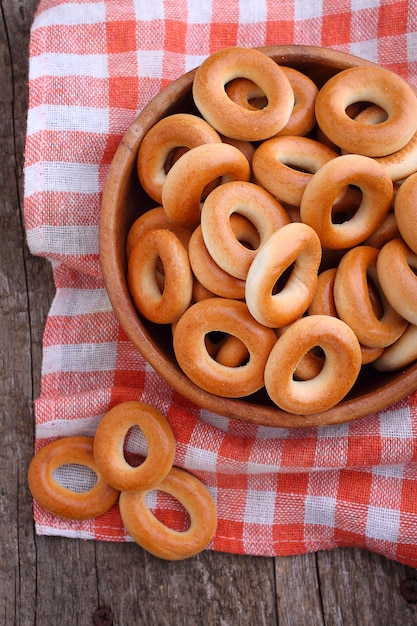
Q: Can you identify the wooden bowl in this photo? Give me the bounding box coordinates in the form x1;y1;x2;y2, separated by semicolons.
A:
100;44;417;428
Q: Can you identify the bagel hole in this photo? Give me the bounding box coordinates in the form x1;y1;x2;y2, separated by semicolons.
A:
205;330;226;348
366;276;384;320
282;159;318;175
230;212;260;250
409;263;417;277
164;146;188;174
224;79;267;110
237;237;258;250
123;425;148;467
331;185;362;224
145;489;191;532
248;96;268;109
155;258;166;293
204;330;227;359
345;101;376;118
272;263;294;295
346;101;389;123
53;464;98;493
293;346;325;381
205;331;250;367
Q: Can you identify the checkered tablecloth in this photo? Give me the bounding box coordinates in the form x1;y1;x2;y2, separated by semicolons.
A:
24;0;417;565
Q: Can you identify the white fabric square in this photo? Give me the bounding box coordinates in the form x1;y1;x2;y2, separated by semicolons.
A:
246;461;280;475
25;162;100;195
184;445;219;470
29;52;109;80
199;409;230;432
238;0;267;23
49;288;112;316
42;342;118;375
350;0;381;10
380;408;413;439
34;2;106;28
407;32;417;61
304;495;336;527
255;425;290;440
37;415;104;439
349;38;378;62
319;422;350;439
294;0;323;20
136;49;164;77
372;464;405;480
28;104;109;135
26;225;100;258
366;505;400;542
133;0;164;21
187;0;212;24
245;490;277;524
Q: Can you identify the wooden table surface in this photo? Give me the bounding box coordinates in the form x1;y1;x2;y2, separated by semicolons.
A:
2;1;417;624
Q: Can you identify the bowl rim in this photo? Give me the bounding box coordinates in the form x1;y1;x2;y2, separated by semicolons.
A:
100;44;417;428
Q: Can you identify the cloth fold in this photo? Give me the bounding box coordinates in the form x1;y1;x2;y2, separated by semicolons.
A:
24;0;417;566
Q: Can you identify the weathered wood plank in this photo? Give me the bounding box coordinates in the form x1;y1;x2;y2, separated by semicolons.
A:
0;1;40;625
94;544;278;625
34;537;100;624
317;548;417;626
274;553;325;626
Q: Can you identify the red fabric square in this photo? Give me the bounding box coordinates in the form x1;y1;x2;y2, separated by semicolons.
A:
280;436;318;469
108;76;139;110
164;18;187;52
400;475;417;514
106;20;138;53
209;21;239;50
378;1;408;38
265;21;295;45
322;13;351;46
214;519;244;553
346;436;382;467
337;470;373;505
272;523;306;550
278;472;310;495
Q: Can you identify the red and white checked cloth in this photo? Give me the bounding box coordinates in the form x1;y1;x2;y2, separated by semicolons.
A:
24;0;417;565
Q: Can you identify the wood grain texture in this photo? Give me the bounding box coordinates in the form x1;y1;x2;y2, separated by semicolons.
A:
1;1;417;624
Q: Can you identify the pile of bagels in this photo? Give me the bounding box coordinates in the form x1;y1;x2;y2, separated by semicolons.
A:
28;401;218;560
128;46;417;416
